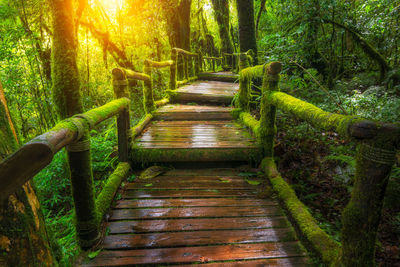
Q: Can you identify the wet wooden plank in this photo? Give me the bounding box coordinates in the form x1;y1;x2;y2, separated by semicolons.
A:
102;228;296;249
110;206;283;220
176;257;309;267
151;120;238;126
126;180;262;189
107;217;290;234
122;189;258;199
114;198;275;209
83;242;305;266
132;175;257;183
164;168;252;176
135;142;258;149
154;105;233;121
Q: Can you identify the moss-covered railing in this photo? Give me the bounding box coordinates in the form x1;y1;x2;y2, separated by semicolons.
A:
202;56;223;73
222;49;255;73
0;98;132;249
234;59;400;266
171;48;200;88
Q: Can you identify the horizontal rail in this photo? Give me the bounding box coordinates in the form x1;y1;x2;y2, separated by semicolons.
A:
173;47;198;56
144;59;174;68
0;98;130;201
112;67;150;81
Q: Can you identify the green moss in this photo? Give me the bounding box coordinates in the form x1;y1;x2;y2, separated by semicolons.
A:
130;146;262;164
239;65;263;80
269;91;365;138
95;162;130;222
261;157;341;265
237;111;260;137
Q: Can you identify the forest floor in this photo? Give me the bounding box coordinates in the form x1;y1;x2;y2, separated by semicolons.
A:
275;114;400;266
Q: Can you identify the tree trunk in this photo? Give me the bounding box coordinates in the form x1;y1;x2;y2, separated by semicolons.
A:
50;0;99;248
211;0;234;55
163;0;192;50
0;81;56;266
236;0;258;65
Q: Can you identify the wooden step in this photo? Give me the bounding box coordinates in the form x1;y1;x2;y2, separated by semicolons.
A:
171;81;238;104
131;120;260;162
153;104;233;121
198;71;239;82
83;169;307;266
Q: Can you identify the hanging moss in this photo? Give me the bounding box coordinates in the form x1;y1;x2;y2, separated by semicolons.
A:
95;162;130;222
261;157;341;265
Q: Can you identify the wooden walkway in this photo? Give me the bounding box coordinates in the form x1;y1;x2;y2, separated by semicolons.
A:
84;72;308;266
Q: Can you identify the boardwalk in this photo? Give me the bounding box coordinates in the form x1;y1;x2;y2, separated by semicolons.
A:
84;72;308;266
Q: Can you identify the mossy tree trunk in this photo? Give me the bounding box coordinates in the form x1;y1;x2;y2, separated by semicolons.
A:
236;0;258;65
210;0;234;64
163;0;192;50
0;81;56;266
50;0;99;248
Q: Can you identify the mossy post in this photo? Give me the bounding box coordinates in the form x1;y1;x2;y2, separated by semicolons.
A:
340;124;399;266
112;68;131;162
259;62;282;157
169;48;177;90
195;53;200;76
143;61;155;114
50;0;99;249
212;58;216;72
237;54;250;110
184;54;189;80
198;52;203;73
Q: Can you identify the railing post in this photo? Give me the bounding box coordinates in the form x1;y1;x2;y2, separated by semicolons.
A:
259;62;282;157
195;53;200;76
237;54;251;110
199;52;203;72
184;54;189;80
143;61;155;113
112;68;131;162
169;48;177;90
340;127;398;266
212;58;216;72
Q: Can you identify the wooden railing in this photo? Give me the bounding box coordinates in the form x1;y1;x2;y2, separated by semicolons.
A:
222;50;255;73
235;55;400;266
0;46;221;249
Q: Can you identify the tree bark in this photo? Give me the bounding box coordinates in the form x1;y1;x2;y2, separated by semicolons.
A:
50;0;99;248
210;0;234;54
162;0;192;50
236;0;258;64
0;81;56;266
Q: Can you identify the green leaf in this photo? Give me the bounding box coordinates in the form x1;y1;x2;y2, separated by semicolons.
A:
127;174;136;182
88;249;102;259
144;183;153;187
219;177;232;183
245;179;261;185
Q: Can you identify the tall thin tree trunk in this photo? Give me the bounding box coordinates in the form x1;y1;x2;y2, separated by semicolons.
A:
211;0;234;55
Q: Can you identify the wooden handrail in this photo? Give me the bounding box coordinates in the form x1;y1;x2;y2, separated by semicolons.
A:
144;59;174;68
236;61;400;266
0;98;130;202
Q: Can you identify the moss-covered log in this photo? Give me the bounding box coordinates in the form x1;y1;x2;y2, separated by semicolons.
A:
132;114;153;139
261;157;341;265
155;98;170;108
144;59;174;68
95;162;130;221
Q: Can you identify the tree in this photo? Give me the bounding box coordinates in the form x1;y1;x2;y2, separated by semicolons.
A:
210;0;234;55
236;0;258;64
162;0;192;50
50;0;99;248
0;81;55;266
